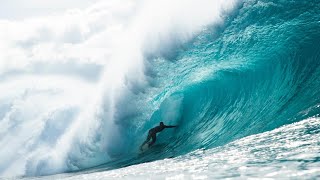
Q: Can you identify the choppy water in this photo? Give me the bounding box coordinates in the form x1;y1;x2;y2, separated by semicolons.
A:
0;0;319;179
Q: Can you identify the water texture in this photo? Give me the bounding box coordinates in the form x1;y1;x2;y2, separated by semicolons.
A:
0;0;319;178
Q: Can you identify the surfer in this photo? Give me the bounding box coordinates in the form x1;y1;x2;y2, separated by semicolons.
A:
140;122;177;150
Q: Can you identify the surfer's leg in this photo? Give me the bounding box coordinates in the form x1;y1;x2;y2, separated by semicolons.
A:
140;134;152;149
148;134;157;147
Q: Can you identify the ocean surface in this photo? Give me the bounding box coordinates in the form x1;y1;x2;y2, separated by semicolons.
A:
0;0;319;179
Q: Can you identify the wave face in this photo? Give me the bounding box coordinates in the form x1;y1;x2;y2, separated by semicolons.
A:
1;0;320;177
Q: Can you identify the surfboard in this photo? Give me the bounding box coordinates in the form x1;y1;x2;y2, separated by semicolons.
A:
139;144;149;153
139;143;167;155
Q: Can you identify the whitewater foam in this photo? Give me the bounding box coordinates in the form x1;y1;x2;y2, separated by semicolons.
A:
2;0;320;178
0;0;238;177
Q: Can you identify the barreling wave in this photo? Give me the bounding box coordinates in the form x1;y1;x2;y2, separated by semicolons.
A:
0;0;319;177
104;0;320;170
83;0;320;173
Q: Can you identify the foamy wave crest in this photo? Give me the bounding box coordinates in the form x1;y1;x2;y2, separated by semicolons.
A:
0;0;238;177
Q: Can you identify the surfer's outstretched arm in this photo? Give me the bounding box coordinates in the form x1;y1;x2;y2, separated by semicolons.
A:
165;125;177;128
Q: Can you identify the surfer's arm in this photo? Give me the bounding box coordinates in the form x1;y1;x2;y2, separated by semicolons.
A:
165;125;177;128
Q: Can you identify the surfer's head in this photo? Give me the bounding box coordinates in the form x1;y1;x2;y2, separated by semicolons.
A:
160;122;164;126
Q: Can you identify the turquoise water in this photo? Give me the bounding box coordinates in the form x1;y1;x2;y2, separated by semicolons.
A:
100;0;320;171
1;0;320;179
